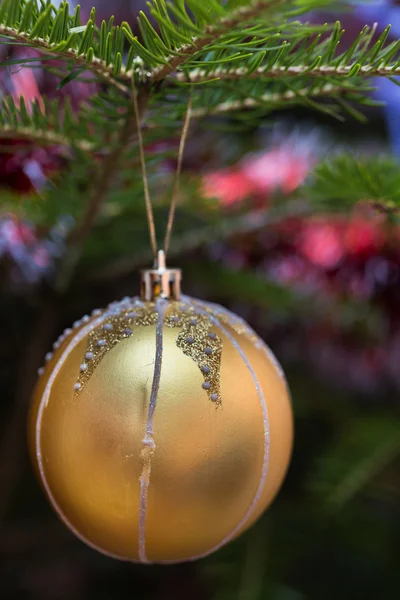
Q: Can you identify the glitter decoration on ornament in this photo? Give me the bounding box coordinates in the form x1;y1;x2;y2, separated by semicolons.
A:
39;291;283;407
166;305;222;404
71;296;223;404
74;299;158;394
189;296;263;350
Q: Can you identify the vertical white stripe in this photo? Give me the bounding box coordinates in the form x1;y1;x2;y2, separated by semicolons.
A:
167;301;270;563
138;298;167;563
36;314;134;562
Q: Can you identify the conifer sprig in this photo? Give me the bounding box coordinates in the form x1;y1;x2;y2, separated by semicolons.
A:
1;0;400;273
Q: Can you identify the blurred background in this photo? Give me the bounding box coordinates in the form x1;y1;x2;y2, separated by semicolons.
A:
0;1;400;599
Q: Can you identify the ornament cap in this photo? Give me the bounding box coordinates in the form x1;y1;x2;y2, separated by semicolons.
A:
140;250;182;301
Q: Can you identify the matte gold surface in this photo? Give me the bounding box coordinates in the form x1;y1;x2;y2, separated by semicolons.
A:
29;296;293;563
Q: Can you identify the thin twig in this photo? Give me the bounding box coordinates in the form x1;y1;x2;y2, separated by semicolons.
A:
177;63;400;84
0;125;95;151
191;83;362;118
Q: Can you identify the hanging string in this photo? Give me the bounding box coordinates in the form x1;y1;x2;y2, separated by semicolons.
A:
132;75;193;264
131;76;158;261
164;90;193;257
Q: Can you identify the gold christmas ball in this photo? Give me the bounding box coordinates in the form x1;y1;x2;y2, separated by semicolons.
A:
29;291;293;564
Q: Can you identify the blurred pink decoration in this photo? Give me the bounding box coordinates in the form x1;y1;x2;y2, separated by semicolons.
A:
242;148;311;195
202;169;254;206
344;218;385;257
202;141;315;207
298;218;385;270
11;64;45;114
299;221;345;268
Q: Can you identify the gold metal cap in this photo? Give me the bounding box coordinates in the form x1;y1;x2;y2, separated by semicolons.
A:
140;250;182;301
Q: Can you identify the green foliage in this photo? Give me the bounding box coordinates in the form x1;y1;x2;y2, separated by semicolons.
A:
124;0;320;73
0;1;84;52
0;95;100;149
0;0;400;269
309;416;400;509
0;0;400;121
304;155;400;216
174;22;400;84
1;6;399;598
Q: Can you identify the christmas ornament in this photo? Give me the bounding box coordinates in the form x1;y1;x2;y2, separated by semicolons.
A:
28;88;293;564
29;251;292;563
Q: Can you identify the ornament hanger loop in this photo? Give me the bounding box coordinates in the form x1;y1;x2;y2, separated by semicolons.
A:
140;249;182;301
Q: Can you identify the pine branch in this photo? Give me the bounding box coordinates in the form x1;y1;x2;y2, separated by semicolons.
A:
3;1;400;280
0;0;296;93
191;82;371;117
0;1;334;95
177;62;400;83
3;4;400;129
0;123;93;151
0;95;98;151
146;0;286;82
0;0;133;93
174;24;400;84
0;24;128;94
304;155;400;215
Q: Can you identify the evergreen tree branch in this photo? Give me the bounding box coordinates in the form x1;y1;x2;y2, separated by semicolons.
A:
0;24;129;94
191;82;369;117
0;95;106;152
147;0;287;82
173;23;400;84
0;124;94;151
178;63;400;83
304;154;400;214
3;4;400;122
